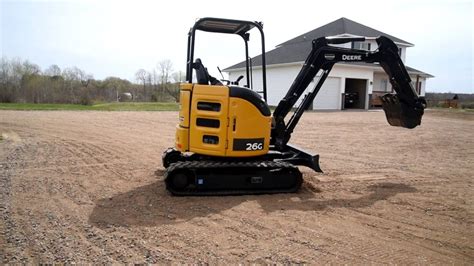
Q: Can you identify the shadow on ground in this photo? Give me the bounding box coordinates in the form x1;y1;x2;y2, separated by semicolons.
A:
88;172;417;228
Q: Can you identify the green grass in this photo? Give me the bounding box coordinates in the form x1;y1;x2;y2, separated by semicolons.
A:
0;102;179;111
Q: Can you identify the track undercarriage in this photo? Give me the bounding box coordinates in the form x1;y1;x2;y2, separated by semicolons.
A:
162;145;321;196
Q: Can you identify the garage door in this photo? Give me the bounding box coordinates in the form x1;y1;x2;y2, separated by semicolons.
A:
312;77;341;110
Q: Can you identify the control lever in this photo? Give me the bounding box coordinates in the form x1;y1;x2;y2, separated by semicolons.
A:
217;66;231;85
233;75;244;85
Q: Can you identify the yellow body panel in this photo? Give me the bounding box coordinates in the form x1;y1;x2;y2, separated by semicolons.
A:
175;83;193;152
189;84;229;157
175;82;270;157
226;97;271;156
178;83;192;128
175;125;189;151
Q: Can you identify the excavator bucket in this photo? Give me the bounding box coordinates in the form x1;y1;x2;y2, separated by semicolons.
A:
380;94;425;129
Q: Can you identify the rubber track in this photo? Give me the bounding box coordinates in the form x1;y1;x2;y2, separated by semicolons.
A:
164;160;302;196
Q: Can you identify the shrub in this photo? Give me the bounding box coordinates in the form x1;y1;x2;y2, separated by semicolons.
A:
79;94;93;106
461;102;474;109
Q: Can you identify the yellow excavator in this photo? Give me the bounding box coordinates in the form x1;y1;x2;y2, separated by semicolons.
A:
162;17;426;195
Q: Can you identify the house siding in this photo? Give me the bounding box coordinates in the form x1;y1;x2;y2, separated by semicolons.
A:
331;39;407;63
228;64;377;110
373;72;426;96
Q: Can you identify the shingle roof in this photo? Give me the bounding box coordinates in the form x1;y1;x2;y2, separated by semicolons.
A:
225;41;311;70
404;65;434;78
278;17;412;47
225;17;414;71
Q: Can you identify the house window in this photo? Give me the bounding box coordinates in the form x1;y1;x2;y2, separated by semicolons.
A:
352;41;371;51
380;79;388;92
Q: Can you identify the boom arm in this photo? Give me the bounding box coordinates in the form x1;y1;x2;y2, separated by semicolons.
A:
271;36;426;150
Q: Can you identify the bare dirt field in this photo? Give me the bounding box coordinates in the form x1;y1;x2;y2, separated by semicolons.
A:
0;109;473;263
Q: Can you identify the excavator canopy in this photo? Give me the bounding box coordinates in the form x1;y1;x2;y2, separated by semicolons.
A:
192;17;258;36
186;17;268;100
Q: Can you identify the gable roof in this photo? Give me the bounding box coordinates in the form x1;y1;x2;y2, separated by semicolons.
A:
278;17;413;47
225;17;414;71
404;65;434;78
226;41;311;70
224;40;433;77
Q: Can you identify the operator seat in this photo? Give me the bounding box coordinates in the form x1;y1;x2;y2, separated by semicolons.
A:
192;58;223;86
193;58;209;85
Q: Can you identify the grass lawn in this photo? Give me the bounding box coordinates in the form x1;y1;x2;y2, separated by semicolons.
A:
0;102;179;111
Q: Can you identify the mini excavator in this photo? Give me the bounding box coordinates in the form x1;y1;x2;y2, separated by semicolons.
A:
162;17;426;196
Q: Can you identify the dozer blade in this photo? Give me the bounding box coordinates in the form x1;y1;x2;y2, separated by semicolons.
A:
380;94;425;129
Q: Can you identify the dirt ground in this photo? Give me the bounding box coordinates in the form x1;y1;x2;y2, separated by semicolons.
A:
0;109;473;263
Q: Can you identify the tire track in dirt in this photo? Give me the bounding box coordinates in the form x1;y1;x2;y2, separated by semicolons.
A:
0;140;38;262
1;110;473;263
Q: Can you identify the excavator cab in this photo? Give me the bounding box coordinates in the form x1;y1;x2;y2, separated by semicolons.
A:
173;18;273;160
185;17;268;98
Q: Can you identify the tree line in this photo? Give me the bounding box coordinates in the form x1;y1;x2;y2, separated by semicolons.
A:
424;92;474;109
0;57;184;104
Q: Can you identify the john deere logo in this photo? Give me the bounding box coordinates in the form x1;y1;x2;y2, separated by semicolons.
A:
342;55;362;60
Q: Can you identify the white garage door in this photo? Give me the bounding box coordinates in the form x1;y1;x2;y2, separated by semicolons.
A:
312;77;341;110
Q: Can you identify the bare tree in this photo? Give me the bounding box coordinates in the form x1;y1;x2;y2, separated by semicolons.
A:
78;71;93;88
45;64;61;77
135;69;148;100
17;60;42;103
61;66;86;103
150;69;160;101
62;66;83;82
172;70;185;83
157;60;173;85
21;60;41;76
158;60;178;101
0;57;14;102
162;70;185;102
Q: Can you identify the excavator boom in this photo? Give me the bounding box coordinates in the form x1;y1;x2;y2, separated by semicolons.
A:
272;36;426;150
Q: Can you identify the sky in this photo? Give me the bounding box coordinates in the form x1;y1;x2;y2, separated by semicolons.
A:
1;0;473;93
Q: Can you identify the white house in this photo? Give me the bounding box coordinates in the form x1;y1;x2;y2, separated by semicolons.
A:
225;17;433;110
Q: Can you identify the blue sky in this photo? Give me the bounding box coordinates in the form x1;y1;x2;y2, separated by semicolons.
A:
1;0;472;93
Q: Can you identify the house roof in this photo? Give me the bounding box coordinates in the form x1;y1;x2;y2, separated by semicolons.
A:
226;56;433;78
404;65;434;78
278;17;413;47
224;40;312;70
225;17;415;71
